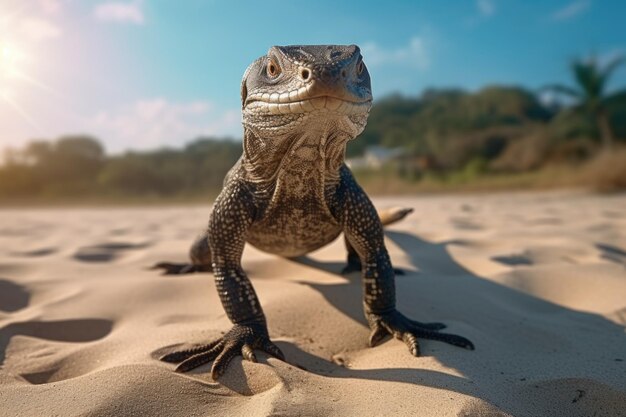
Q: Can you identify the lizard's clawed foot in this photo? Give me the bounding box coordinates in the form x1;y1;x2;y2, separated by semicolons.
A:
160;322;285;379
366;309;473;356
151;262;212;275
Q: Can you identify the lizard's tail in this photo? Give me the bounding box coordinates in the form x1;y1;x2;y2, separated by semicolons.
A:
378;207;414;226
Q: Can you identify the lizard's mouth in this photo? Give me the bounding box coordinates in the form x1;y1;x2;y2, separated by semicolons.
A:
245;88;372;116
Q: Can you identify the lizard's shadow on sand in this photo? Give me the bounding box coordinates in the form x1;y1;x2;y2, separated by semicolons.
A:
287;256;347;277
283;230;626;415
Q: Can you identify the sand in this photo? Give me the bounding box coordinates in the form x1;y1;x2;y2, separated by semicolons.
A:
1;191;625;417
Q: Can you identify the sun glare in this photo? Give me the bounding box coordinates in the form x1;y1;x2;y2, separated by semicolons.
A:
0;41;22;86
0;39;44;130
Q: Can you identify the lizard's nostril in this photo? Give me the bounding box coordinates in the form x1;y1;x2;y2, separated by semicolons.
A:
341;69;347;78
300;68;311;81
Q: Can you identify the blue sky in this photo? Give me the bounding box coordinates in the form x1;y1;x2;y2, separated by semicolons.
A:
0;0;625;152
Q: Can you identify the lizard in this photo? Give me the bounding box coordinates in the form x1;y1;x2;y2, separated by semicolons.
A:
156;45;474;379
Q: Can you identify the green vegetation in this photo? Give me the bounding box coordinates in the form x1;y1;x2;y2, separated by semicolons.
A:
0;136;241;204
1;56;624;204
543;55;624;148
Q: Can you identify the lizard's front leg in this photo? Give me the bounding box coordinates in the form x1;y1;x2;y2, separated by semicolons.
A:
340;181;474;356
160;182;284;379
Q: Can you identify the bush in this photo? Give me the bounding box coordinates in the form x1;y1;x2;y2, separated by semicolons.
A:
490;132;552;172
580;147;626;191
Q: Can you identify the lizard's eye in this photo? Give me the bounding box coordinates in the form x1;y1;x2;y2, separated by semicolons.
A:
267;59;281;78
356;60;365;75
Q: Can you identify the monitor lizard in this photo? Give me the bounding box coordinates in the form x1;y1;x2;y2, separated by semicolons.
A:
156;45;474;379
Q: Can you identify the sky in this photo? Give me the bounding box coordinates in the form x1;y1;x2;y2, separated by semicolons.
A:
0;0;625;153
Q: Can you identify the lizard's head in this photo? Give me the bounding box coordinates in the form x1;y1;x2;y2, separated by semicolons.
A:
241;45;372;139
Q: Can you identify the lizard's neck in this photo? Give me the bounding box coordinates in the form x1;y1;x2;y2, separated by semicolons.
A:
241;123;349;199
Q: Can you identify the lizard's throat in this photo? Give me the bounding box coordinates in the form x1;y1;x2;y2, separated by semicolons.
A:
241;120;353;188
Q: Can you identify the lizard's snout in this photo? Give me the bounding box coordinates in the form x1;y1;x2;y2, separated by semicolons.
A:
243;45;372;118
301;59;368;103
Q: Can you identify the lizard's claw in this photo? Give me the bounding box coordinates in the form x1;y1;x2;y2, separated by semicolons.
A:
160;322;284;379
366;309;473;356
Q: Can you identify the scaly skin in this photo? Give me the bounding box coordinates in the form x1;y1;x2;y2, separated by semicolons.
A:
156;45;474;379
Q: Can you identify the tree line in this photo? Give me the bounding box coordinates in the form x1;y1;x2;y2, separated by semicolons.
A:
0;137;242;200
0;55;624;201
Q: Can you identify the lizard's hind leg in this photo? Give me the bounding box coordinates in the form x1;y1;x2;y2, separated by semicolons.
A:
341;235;365;275
152;233;213;275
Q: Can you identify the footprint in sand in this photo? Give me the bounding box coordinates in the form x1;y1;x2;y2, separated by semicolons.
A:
10;248;57;257
491;254;533;266
596;243;626;266
0;279;30;313
450;217;484;231
0;318;114;384
73;242;151;263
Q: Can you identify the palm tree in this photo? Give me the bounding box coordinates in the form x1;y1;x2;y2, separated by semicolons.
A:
546;55;624;148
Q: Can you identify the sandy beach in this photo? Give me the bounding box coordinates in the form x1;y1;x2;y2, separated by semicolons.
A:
1;191;625;417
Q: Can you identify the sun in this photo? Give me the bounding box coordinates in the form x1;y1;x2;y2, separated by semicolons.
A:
1;44;12;70
0;39;42;129
2;44;15;62
0;4;59;132
0;41;23;92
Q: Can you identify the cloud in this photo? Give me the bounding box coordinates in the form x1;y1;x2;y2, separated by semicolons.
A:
361;37;430;70
94;1;145;25
39;0;62;14
88;98;241;151
19;17;62;41
551;0;591;21
476;0;496;17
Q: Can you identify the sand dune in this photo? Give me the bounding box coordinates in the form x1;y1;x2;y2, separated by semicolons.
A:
1;192;625;416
